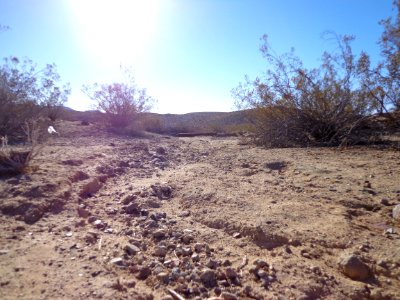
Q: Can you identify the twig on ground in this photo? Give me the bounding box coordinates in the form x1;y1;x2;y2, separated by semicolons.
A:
167;288;185;300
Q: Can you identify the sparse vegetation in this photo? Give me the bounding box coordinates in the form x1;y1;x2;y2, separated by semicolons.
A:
0;119;46;176
82;67;155;129
233;1;399;147
0;56;70;141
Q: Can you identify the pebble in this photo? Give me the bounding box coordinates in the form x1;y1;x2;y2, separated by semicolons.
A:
110;257;125;267
178;210;190;217
153;229;167;239
194;243;205;252
257;269;268;279
154;246;168;257
200;269;217;288
182;234;194;244
191;253;200;262
182;247;192;256
253;259;269;269
88;216;97;223
77;207;90;218
221;292;239;300
225;267;238;280
206;259;219;269
232;232;241;238
136;266;152;280
380;198;390;206
124;203;140;215
122;194;137;205
124;244;140;255
338;253;370;280
392;204;400;220
157;272;169;283
93;220;105;229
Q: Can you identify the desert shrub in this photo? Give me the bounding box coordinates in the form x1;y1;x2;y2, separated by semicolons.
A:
234;2;399;148
0;57;70;140
234;33;387;147
0;119;47;176
82;67;155;129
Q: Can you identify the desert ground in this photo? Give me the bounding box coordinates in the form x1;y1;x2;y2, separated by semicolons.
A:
0;120;399;300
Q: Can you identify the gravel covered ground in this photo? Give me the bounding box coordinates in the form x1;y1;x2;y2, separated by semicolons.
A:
1;121;400;300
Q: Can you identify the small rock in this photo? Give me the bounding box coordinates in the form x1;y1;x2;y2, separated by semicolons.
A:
122;194;137;205
182;247;192;256
151;184;173;200
124;244;140;255
206;259;219;269
253;259;268;269
182;234;194;244
200;269;217;288
93;220;105;229
380;198;390;206
77;207;90;218
84;232;98;244
194;243;205;253
256;269;268;279
300;249;312;259
88;216;97;223
124;203;140;215
221;292;239;300
136;266;152;280
178;210;190;217
338;254;370;280
24;207;43;224
222;259;232;267
392;204;400;220
384;227;395;235
232;232;241;239
154;246;168;257
225;267;238;280
157;272;169;283
153;229;167;239
110;257;125;267
191;253;200;262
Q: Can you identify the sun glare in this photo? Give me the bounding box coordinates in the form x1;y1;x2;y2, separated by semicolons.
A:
69;0;161;69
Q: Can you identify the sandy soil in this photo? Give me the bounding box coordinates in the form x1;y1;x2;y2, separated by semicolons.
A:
0;121;399;300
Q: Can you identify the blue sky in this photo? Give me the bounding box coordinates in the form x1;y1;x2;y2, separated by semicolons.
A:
0;0;395;113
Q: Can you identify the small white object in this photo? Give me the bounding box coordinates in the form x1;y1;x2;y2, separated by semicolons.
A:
48;126;58;134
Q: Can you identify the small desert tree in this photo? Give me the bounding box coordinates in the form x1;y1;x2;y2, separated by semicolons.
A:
233;34;377;147
83;69;154;128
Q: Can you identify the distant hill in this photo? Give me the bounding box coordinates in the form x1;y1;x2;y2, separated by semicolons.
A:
61;107;252;134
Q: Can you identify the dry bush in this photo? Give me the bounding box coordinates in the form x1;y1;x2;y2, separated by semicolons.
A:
234;2;400;148
234;34;388;147
0;119;46;176
82;67;154;129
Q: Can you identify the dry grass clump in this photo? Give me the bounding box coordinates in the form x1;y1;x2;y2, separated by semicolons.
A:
0;120;44;176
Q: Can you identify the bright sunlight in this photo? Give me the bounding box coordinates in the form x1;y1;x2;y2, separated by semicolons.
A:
68;0;162;68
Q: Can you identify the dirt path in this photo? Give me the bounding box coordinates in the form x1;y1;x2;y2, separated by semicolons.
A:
1;121;399;299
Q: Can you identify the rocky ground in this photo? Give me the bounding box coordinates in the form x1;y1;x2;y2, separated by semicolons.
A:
0;120;400;300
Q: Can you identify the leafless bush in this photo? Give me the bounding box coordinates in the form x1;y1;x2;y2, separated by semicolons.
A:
0;119;46;176
82;67;154;129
